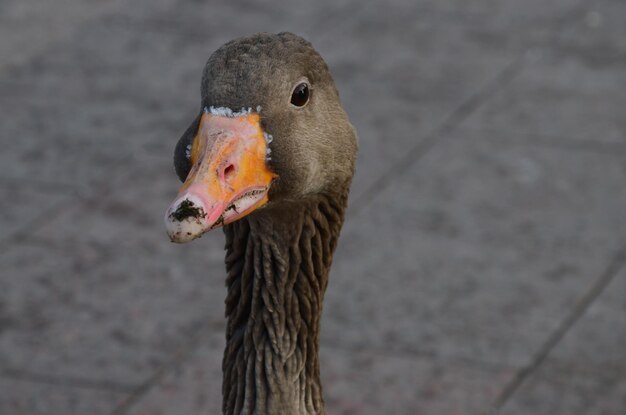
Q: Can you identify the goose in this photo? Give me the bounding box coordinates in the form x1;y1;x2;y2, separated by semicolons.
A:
164;32;357;415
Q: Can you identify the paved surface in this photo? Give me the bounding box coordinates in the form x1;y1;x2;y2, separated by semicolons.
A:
1;0;625;414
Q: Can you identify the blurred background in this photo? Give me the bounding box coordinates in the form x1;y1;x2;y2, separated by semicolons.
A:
1;0;625;414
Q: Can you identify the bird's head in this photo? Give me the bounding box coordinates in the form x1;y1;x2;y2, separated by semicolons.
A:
165;32;357;243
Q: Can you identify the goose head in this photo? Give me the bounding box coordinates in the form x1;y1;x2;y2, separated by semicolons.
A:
165;32;357;243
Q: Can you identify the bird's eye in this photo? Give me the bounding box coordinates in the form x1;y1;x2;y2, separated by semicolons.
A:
290;82;310;107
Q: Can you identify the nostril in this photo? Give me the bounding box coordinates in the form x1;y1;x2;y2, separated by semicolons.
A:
223;164;235;178
217;163;236;182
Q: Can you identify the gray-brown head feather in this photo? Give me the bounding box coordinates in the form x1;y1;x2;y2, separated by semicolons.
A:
175;32;357;204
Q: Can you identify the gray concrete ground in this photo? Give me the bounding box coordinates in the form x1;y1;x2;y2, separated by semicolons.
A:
1;0;625;414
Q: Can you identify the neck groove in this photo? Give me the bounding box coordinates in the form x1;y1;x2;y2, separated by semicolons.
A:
221;193;347;415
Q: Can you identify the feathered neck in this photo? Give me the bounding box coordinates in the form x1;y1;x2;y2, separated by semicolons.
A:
221;191;348;415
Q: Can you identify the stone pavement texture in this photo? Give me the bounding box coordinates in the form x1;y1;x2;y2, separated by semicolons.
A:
0;0;625;414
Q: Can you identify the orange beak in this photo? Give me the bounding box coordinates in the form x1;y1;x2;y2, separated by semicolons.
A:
165;111;277;243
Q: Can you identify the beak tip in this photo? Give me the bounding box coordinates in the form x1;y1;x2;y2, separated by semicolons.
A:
165;222;205;243
164;198;208;244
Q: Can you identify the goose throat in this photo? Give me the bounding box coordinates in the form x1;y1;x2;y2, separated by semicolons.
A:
221;194;347;415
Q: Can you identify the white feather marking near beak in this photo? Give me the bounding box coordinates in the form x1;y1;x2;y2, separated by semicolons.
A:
204;106;263;118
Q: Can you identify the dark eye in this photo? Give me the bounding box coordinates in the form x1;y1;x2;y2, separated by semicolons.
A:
290;82;310;107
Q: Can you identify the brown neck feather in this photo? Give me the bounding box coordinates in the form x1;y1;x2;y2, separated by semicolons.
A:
221;191;348;415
